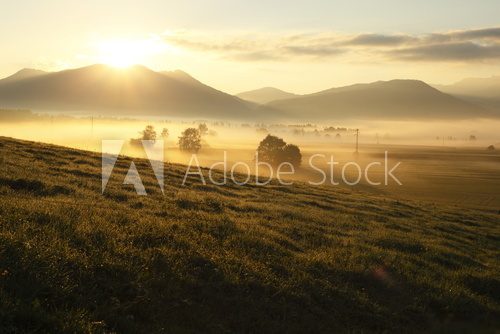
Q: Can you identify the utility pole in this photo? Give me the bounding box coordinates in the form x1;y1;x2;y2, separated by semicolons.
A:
353;128;359;158
355;128;359;153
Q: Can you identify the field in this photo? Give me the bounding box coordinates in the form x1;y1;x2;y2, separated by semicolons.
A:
0;136;499;333
1;114;499;210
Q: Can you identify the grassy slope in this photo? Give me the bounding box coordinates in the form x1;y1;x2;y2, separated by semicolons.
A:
0;136;498;333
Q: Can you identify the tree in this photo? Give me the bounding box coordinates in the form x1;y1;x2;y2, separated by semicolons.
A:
292;128;304;136
140;125;157;142
257;134;302;168
161;128;169;138
281;144;302;168
131;125;157;145
179;128;202;153
198;123;208;136
256;127;268;134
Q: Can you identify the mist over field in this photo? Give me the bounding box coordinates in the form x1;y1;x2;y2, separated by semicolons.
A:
1;112;499;209
2;112;499;150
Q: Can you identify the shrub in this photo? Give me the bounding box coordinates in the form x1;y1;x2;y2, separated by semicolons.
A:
257;134;302;168
130;125;157;145
198;123;208;136
179;128;202;153
140;125;157;141
281;144;302;168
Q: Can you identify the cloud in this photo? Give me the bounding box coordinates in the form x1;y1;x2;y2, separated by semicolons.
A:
163;27;500;63
458;27;500;40
228;51;284;62
389;42;500;61
345;34;416;46
166;36;254;52
430;27;500;43
284;45;345;57
165;32;346;61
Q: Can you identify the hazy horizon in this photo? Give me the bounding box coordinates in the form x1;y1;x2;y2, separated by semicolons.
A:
2;63;500;97
2;1;500;94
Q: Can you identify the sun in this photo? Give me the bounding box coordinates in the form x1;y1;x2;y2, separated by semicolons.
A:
97;40;143;68
97;36;174;68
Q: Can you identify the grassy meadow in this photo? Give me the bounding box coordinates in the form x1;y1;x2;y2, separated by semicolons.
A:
0;136;499;333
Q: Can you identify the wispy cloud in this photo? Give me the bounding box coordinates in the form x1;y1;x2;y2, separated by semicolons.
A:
389;42;500;61
163;27;500;63
344;34;416;46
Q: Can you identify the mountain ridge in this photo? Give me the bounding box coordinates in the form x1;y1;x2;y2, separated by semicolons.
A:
1;68;49;82
434;76;500;112
237;87;298;104
266;79;491;120
0;64;266;120
0;66;496;120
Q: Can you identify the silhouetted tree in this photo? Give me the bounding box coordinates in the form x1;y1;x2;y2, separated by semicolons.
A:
257;134;302;168
131;125;157;145
161;128;169;138
198;123;208;136
140;125;157;142
256;127;268;134
179;128;202;153
281;144;302;168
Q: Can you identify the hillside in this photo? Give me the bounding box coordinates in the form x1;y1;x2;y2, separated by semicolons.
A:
0;68;48;83
237;87;299;104
267;80;490;120
435;76;500;112
0;65;263;120
1;67;494;121
0;136;498;333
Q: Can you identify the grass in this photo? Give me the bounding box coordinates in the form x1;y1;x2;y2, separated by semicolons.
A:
0;136;498;333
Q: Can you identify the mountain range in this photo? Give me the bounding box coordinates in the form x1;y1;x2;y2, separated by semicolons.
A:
265;79;491;120
434;76;500;112
0;64;497;120
236;87;298;104
0;65;260;119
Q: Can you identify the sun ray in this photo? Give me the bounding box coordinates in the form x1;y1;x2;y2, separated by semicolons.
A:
96;38;169;68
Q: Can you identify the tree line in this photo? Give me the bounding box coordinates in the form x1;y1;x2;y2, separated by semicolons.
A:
131;125;303;168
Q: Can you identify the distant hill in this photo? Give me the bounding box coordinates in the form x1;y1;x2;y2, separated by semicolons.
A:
1;67;494;121
267;79;490;120
161;70;204;87
434;76;500;111
0;65;265;120
237;87;298;104
1;68;48;82
161;70;257;110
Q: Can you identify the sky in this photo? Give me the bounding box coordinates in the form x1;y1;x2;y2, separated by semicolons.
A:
1;0;500;93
